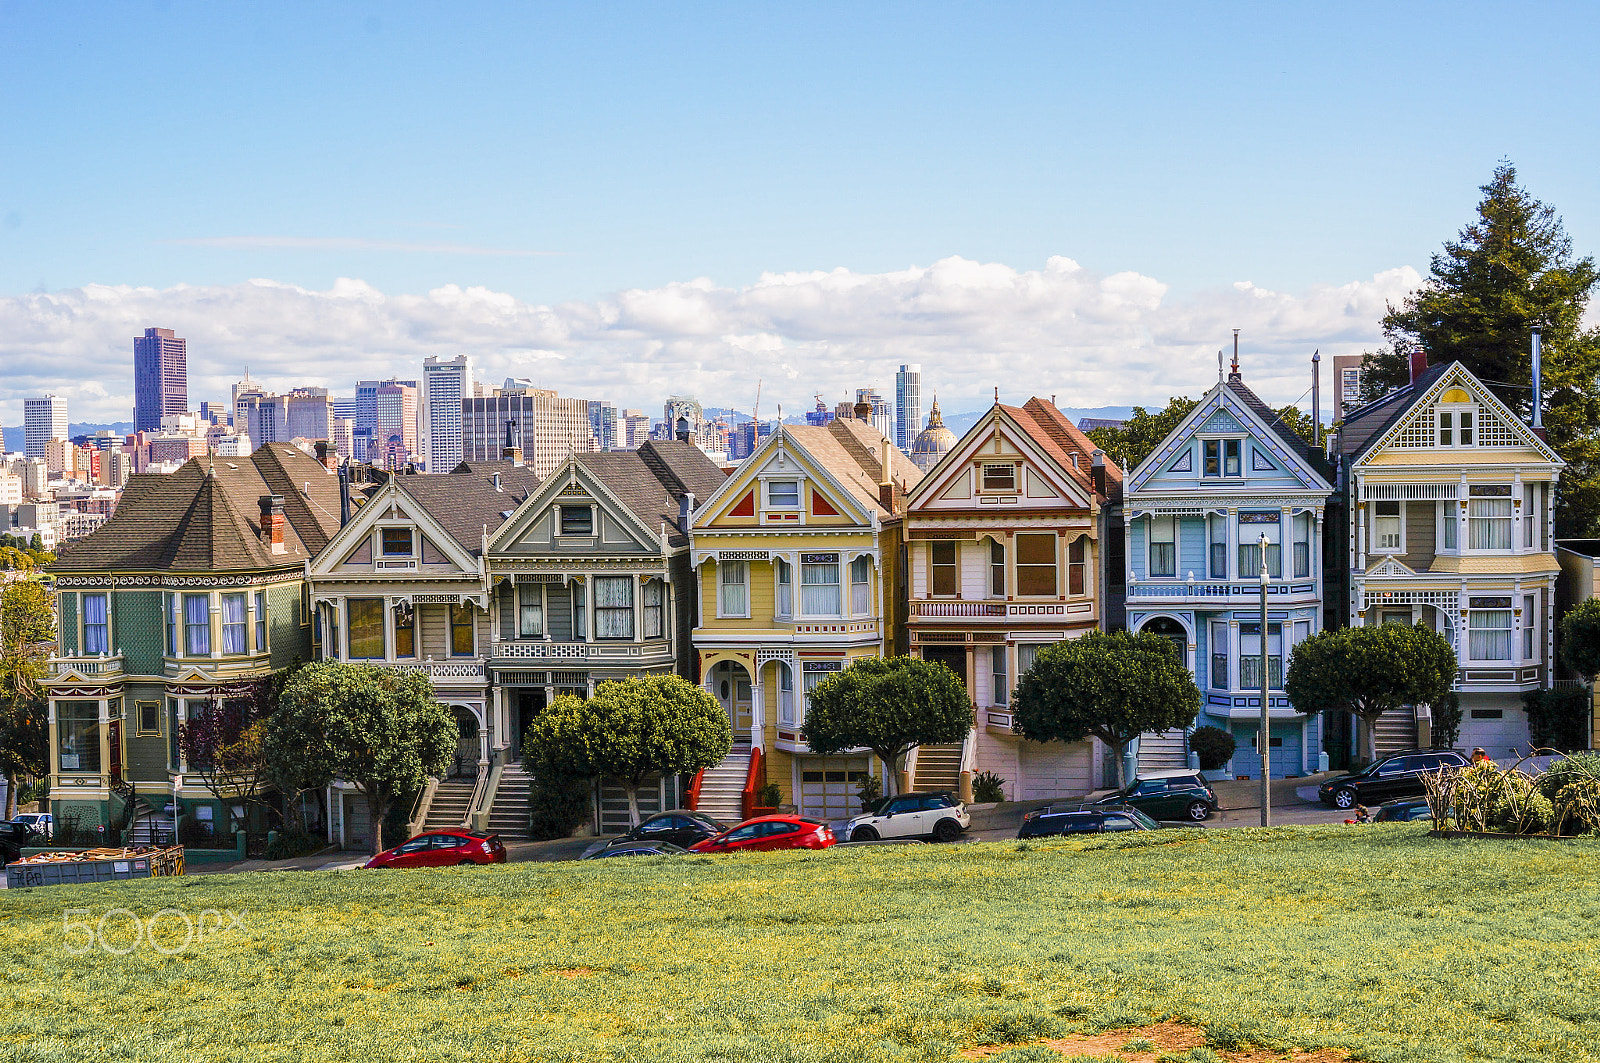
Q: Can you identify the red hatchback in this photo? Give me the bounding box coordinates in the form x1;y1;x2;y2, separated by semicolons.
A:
364;829;507;869
687;815;836;854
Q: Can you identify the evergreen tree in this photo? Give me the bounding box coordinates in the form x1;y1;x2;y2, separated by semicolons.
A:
1380;161;1600;534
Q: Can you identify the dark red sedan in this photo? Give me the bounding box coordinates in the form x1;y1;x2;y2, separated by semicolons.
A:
687;815;836;854
364;828;507;869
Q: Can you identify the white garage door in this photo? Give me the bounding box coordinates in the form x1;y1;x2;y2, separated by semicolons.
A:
1019;741;1092;800
798;757;870;821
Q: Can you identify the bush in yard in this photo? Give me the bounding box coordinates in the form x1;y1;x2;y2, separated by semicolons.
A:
1431;691;1463;750
527;771;591;840
1188;726;1236;772
266;662;457;855
971;770;1006;804
802;655;973;797
523;674;730;826
1285;624;1457;764
1559;597;1600;681
1523;688;1591;751
1011;630;1200;788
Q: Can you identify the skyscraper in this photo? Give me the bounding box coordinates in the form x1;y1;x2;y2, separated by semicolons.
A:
588;400;618;451
895;364;923;449
375;381;419;470
354;378;418;463
462;380;594;476
133;327;188;433
24;395;67;459
420;355;474;471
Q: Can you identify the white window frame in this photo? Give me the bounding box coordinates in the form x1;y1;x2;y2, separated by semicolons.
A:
1437;403;1476;448
1466;487;1514;552
766;479;800;509
775;558;792;619
1468;598;1513;661
83;592;109;656
718;560;749;619
1438;499;1459;552
642;579;665;639
979;463;1018;493
989;540;1005;597
1147;516;1176;579
1522;593;1536;661
801;553;842;617
220;592;248;656
593;576;634;640
518;583;545;639
1292;513;1313;579
990;646;1007;707
850;555;871;616
254;590;268;653
1370;500;1404;554
777;662;797;727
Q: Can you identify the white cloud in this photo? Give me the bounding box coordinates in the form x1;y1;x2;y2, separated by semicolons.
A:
0;257;1424;429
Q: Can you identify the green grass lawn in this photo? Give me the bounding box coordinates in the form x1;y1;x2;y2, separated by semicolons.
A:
4;825;1599;1063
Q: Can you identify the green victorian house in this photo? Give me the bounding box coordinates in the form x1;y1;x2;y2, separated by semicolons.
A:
45;443;341;841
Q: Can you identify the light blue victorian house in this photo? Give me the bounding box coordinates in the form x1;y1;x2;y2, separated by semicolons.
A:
1123;358;1334;779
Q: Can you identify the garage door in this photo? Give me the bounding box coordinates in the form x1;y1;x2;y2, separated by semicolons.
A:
798;757;870;821
1019;741;1092;800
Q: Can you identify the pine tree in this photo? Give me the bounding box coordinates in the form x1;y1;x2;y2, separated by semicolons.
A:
1379;161;1600;533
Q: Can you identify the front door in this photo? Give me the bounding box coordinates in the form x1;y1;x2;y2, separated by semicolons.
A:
513;689;547;761
711;662;753;741
107;719;122;785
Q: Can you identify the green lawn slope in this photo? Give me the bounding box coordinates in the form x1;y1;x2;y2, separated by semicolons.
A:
4;825;1599;1062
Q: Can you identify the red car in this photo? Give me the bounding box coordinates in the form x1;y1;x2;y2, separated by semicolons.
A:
687;815;836;854
364;828;507;869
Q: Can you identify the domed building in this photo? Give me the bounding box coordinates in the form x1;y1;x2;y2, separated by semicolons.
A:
910;396;957;471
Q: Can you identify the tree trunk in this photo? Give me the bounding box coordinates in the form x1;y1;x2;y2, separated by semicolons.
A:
366;787;387;856
879;750;903;796
1110;740;1127;789
625;782;641;828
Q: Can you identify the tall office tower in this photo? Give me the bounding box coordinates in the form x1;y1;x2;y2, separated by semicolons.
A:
354;378;417;463
375;381;419;469
621;409;651;449
462;380;594;477
1331;353;1365;416
588;400;619;451
283;388;335;443
133;327;188;434
854;387;894;440
895;364;923;450
420;355;474;471
331;397;356;462
24;395;67;459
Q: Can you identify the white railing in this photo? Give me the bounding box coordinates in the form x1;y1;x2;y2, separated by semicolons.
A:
913;601;1007;617
371;658;486;679
49;654;124;677
494;641;590;660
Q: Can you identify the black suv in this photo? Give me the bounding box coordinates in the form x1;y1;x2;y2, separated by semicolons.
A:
0;820;42;866
1317;749;1470;810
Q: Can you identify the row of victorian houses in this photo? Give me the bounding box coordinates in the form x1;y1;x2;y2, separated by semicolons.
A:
40;354;1567;845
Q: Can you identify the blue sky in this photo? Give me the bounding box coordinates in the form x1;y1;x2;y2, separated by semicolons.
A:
2;1;1597;426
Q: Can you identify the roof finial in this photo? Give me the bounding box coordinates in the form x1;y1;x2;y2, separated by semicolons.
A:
994;386;999;405
1218;349;1225;383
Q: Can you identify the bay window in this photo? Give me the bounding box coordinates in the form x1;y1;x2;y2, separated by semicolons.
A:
1524;484;1538;548
83;593;108;655
1068;536;1086;596
775;558;792;618
1239;622;1283;690
1468;486;1513;550
221;593;247;655
801;554;842;615
1523;595;1536;659
1148;517;1175;578
1440;501;1458;550
347;598;384;659
254;590;267;651
1468;597;1513;661
1372;501;1402;552
777;663;796;727
166;594;180;656
393;602;415;657
850;556;871;615
518;583;544;638
991;647;1008;707
594;577;634;639
449;604;476;656
1293;513;1312;578
1017;533;1058;595
802;660;842;710
1017;643;1043;677
184;594;211;656
642;579;665;638
1209;516;1228;579
1210;621;1229;689
1238;513;1281;578
719;561;748;617
931;542;958;596
57;701;101;772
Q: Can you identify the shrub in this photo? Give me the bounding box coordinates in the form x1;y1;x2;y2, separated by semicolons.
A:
856;772;883;811
1188;726;1236;771
1534;753;1600;834
1430;692;1463;750
264;831;320;860
528;771;590;840
383;788;419;849
756;782;781;808
1523;688;1591;751
972;770;1006;804
1491;790;1554;834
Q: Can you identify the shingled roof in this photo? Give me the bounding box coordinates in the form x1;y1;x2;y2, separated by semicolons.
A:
1336;363;1451;463
397;461;545;555
53;443;343;572
578;441;726;548
1012;398;1125;504
778;418;923;518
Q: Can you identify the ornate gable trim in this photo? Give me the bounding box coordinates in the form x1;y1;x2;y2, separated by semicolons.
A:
1359;363;1563;466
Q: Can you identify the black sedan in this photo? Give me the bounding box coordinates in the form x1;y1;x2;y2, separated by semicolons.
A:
579;810;730;858
1374;799;1435;822
579;841;690;860
1318;749;1469;810
1018;806;1162;838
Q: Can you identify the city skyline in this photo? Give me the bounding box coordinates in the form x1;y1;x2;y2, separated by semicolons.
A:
4;4;1597;429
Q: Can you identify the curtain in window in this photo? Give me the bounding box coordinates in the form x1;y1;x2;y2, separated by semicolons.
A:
991;646;1007;706
594;577;634;639
221;593;247;654
1068;537;1086;595
1469;610;1512;660
1239;624;1283;689
1209;517;1227;579
851;556;871;615
990;541;1005;596
518;584;544;638
347;598;384;659
720;561;747;616
166;595;179;656
185;594;211;656
801;561;841;615
83;594;108;655
393;602;415;657
1148;517;1175;578
642;580;664;638
775;559;792;618
1468;499;1513;550
778;663;796;727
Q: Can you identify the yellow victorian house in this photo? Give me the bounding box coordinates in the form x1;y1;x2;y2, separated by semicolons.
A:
688;411;921;822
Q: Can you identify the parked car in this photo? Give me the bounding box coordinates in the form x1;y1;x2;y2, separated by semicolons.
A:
1018;806;1162;838
845;790;970;842
1373;798;1435;823
0;820;43;865
11;812;52;840
580;810;731;858
364;828;507;869
1317;749;1470;810
1089;770;1217;822
688;815;836;854
580;841;690;859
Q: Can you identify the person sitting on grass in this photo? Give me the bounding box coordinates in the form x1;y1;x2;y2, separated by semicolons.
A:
1345;805;1372;825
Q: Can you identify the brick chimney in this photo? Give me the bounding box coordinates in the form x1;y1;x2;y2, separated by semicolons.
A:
854;400;872;423
1090;449;1107;496
258;495;286;554
1409;347;1428;384
314;439;336;472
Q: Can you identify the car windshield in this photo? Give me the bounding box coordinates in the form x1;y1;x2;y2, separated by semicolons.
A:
1125;808;1161;830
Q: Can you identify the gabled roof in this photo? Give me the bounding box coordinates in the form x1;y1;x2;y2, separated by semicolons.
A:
1336;363;1450;461
1017;398;1123;503
577;442;725;548
1338;361;1560;467
53;443;342;572
781;418;922;516
396;461;545;555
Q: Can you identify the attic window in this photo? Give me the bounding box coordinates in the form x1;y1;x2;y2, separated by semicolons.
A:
381;528;413;556
1437;401;1475;447
560;505;593;535
981;464;1017;492
768;480;800;508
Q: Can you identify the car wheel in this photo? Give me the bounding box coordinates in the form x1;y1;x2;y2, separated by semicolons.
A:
850;826;879;842
933;818;963;842
1333;787;1357;810
1185;801;1210;822
458;860;476;866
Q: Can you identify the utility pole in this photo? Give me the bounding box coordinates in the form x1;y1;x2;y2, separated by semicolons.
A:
1259;532;1272;827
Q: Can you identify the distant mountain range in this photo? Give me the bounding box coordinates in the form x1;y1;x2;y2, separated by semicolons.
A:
942;406;1134;435
2;422;134;454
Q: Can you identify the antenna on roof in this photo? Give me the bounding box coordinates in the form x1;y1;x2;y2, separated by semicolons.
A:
1231;329;1241;377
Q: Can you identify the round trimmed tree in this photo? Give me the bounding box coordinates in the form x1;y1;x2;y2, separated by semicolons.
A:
800;655;973;797
1010;629;1200;788
523;674;731;827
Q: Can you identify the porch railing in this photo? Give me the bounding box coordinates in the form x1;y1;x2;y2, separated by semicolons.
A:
47;653;124;678
912;602;1007;617
368;658;485;679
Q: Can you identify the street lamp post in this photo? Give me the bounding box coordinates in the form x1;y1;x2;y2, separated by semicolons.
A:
1258;532;1271;827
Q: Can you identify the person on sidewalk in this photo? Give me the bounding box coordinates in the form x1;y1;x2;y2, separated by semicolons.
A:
1470;747;1496;769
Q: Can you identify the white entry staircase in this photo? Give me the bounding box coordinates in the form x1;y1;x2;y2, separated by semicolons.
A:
423;778;477;831
695;743;751;823
485;762;533;840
